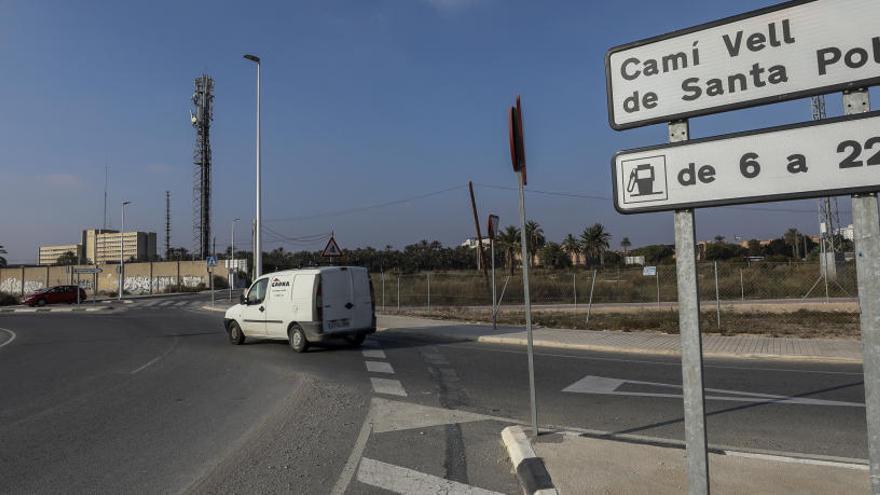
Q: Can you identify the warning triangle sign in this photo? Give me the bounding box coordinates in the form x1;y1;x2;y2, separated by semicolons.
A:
322;236;343;257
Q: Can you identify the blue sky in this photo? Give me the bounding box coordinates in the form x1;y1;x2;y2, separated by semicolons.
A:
0;0;872;263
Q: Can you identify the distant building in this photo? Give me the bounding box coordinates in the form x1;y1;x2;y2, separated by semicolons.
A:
88;230;157;263
836;224;855;241
461;238;491;249
83;229;117;263
38;244;84;265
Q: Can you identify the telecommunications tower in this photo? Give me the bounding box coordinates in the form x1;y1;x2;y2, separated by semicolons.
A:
191;75;214;260
165;191;172;259
812;95;840;279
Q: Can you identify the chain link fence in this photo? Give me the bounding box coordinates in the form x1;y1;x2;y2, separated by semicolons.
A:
371;262;860;338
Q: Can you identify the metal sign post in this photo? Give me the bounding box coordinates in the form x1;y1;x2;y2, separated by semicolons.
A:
488;214;499;329
846;88;880;493
509;95;538;437
670;120;710;495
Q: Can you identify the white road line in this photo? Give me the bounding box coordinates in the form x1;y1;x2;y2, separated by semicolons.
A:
363;349;386;359
370;377;407;397
365;361;394;374
723;450;869;471
158;301;174;306
356;457;503;495
0;328;17;350
131;355;164;374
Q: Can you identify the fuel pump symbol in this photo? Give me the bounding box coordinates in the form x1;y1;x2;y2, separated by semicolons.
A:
626;163;660;197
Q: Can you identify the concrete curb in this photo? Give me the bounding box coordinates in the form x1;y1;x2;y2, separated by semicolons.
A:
0;306;115;314
475;335;863;364
501;425;558;495
199;306;229;313
376;318;862;364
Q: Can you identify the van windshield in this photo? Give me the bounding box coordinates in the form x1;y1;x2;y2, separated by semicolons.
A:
246;278;268;304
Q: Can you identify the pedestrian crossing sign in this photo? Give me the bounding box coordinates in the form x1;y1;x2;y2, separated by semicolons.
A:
322;236;342;258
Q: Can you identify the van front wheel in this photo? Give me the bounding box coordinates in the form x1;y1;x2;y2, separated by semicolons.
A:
228;322;245;345
289;325;309;353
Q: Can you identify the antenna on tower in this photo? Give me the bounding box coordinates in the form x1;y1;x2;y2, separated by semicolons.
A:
191;74;214;260
812;95;840;283
165;191;172;259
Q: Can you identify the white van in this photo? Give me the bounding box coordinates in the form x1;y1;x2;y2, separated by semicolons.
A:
223;266;376;352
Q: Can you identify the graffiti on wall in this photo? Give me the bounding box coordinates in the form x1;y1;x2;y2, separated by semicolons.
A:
23;281;45;294
0;278;22;294
121;275;208;294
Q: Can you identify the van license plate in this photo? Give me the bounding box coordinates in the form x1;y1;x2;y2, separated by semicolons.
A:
328;319;350;330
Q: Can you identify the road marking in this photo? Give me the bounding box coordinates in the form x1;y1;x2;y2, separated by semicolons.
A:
356;457;503;495
365;361;394;374
371;377;407;397
0;328;16;349
562;375;865;407
330;402;375;495
371;397;500;434
723;450;868;471
130;337;179;374
363;349;386;359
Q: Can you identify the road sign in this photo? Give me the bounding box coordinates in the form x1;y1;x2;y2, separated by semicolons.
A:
487;214;499;240
605;0;880;130
322;236;343;258
613;110;880;213
642;266;657;276
73;267;102;274
508;96;526;185
206;256;217;267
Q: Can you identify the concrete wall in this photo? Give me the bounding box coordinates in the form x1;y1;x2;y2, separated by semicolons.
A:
0;261;229;296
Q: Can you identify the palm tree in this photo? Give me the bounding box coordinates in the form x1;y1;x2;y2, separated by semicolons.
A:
496;226;521;274
524;220;545;267
0;244;6;267
561;234;581;266
714;235;726;244
56;251;78;266
620;237;632;256
580;223;611;267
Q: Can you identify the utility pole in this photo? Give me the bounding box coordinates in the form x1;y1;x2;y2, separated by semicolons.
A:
119;201;132;300
165;191;171;259
468;181;488;274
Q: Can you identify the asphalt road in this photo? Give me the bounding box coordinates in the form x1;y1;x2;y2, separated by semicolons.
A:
0;294;870;494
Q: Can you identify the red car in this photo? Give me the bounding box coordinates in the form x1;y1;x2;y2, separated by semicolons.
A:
23;285;88;306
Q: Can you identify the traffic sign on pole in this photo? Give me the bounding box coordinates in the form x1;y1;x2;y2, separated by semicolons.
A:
613;111;880;213
322;235;343;258
605;0;880;130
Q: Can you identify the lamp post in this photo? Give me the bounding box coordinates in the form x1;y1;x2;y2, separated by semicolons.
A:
118;201;132;300
230;218;239;300
243;53;262;278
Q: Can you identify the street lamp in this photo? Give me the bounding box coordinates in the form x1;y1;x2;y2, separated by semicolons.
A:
119;201;132;300
230;218;240;300
243;53;262;278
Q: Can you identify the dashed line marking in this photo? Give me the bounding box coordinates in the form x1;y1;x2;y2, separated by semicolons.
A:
365;361;394;374
357;457;503;495
371;377;407;397
363;349;387;359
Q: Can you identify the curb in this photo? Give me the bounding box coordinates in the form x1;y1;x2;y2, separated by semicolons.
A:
0;306;115;314
501;425;558;495
199;305;229;313
376;321;863;365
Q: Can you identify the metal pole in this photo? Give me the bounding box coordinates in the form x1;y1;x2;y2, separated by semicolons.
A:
714;261;721;330
381;270;385;312
823;241;831;303
740;269;745;301
517;169;538;437
118;202;128;300
244;55;262;278
656;269;661;308
76;272;80;305
210;268;215;307
572;272;577;310
397;273;400;312
230;219;237;301
845;88;880;494
492;238;497;329
671;120;709;495
427;272;431;313
585;269;597;325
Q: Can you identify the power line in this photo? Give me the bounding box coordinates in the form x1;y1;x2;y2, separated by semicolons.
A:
473;182;847;215
263;185;467;223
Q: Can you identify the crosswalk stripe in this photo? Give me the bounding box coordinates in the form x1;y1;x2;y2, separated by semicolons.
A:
370;378;407;397
365;361;394;374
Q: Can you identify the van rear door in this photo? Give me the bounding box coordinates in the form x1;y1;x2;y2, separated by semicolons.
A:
321;268;354;333
349;268;374;330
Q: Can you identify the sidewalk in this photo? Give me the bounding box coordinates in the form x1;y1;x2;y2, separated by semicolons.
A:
510;426;869;495
377;314;863;363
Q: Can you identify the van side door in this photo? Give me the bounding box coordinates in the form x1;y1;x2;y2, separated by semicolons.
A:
241;278;268;336
265;275;293;338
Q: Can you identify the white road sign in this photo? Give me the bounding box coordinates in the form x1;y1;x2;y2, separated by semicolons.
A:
613;111;880;213
606;0;880;129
